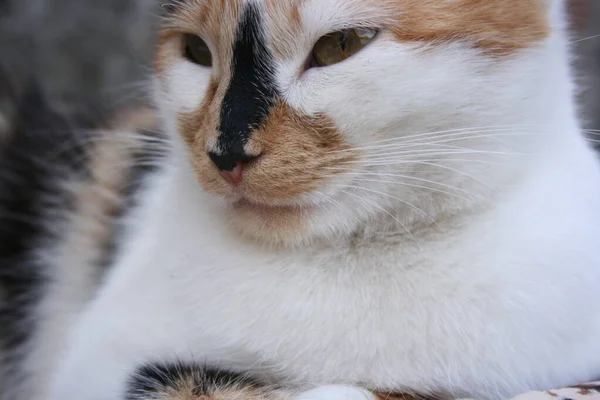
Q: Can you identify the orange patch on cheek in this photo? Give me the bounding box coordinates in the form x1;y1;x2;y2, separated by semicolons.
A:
178;98;359;246
244;100;358;205
227;101;358;245
386;0;549;55
180;98;359;205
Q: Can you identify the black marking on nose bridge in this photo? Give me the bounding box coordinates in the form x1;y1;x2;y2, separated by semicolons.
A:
217;2;278;170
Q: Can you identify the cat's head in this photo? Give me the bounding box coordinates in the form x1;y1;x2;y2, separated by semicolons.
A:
155;0;561;246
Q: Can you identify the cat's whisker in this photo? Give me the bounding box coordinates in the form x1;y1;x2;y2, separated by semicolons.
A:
366;124;546;145
390;128;541;147
409;161;499;192
331;158;518;171
324;175;480;203
329;125;547;154
337;135;506;156
332;150;534;168
333;134;534;159
359;142;521;159
341;190;418;244
346;185;440;228
56;146;165;172
322;170;488;201
313;191;352;216
324;158;501;193
570;33;600;44
341;184;441;227
352;178;483;202
376;148;532;158
47;131;171;163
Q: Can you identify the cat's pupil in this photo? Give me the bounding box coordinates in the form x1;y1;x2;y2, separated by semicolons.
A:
340;31;348;52
310;28;377;68
184;34;212;67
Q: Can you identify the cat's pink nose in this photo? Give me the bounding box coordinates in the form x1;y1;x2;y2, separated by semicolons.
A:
219;162;244;186
209;151;258;186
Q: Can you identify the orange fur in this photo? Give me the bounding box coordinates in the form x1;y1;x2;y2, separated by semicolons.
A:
180;95;358;244
263;0;307;59
159;379;281;400
181;97;357;203
156;0;549;74
383;0;549;55
246;100;357;204
264;0;306;28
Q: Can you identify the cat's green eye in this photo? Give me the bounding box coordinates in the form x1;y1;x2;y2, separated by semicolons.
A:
310;28;378;68
183;34;213;67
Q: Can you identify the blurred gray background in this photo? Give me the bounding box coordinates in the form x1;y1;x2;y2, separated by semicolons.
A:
0;0;599;127
0;0;158;116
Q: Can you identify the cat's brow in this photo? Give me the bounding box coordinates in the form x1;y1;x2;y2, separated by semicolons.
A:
161;0;206;15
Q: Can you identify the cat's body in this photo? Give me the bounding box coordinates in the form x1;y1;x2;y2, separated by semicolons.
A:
46;149;600;400
1;1;600;400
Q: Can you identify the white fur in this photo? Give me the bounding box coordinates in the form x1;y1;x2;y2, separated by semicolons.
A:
44;1;600;400
295;386;375;400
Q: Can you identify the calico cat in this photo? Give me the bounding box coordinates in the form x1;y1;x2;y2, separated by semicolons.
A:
1;1;600;400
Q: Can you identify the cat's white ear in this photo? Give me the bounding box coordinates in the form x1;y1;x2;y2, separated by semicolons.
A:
546;0;568;13
546;0;570;29
542;0;561;8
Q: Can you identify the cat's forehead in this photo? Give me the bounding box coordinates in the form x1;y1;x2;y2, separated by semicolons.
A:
162;0;549;57
161;0;379;39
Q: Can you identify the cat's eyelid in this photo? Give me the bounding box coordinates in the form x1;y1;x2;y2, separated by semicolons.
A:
355;28;377;39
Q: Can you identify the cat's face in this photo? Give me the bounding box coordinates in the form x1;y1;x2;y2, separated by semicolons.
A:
155;0;552;246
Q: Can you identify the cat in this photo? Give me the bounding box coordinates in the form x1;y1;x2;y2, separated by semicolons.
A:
1;0;600;400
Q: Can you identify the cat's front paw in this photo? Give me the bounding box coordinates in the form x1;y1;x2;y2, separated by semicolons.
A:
295;386;422;400
294;385;377;400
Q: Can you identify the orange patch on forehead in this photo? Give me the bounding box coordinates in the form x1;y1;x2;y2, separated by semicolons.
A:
157;0;243;75
263;0;308;59
385;0;549;54
264;0;306;26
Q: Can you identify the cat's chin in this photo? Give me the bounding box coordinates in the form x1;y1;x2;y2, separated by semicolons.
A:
226;198;318;247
